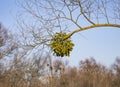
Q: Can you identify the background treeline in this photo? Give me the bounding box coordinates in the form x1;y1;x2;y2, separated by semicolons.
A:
0;57;120;87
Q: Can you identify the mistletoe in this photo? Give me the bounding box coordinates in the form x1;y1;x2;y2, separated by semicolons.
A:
50;32;74;57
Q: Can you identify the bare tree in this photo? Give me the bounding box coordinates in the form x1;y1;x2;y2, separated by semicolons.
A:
16;0;120;57
0;23;18;59
112;57;120;87
79;58;113;87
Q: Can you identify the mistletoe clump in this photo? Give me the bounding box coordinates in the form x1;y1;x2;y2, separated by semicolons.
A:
50;32;74;57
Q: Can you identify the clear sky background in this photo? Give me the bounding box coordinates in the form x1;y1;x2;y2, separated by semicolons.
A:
0;0;120;67
0;0;17;29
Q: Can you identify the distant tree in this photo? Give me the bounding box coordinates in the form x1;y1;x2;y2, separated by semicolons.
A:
0;23;17;59
112;57;120;87
0;57;120;87
78;58;112;87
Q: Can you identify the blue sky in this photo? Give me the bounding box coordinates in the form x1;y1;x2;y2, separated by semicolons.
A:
0;0;120;67
0;0;18;29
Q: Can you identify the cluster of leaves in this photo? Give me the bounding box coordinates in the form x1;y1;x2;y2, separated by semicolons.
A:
50;32;74;57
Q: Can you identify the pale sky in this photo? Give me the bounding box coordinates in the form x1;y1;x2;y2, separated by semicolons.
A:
0;0;120;67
